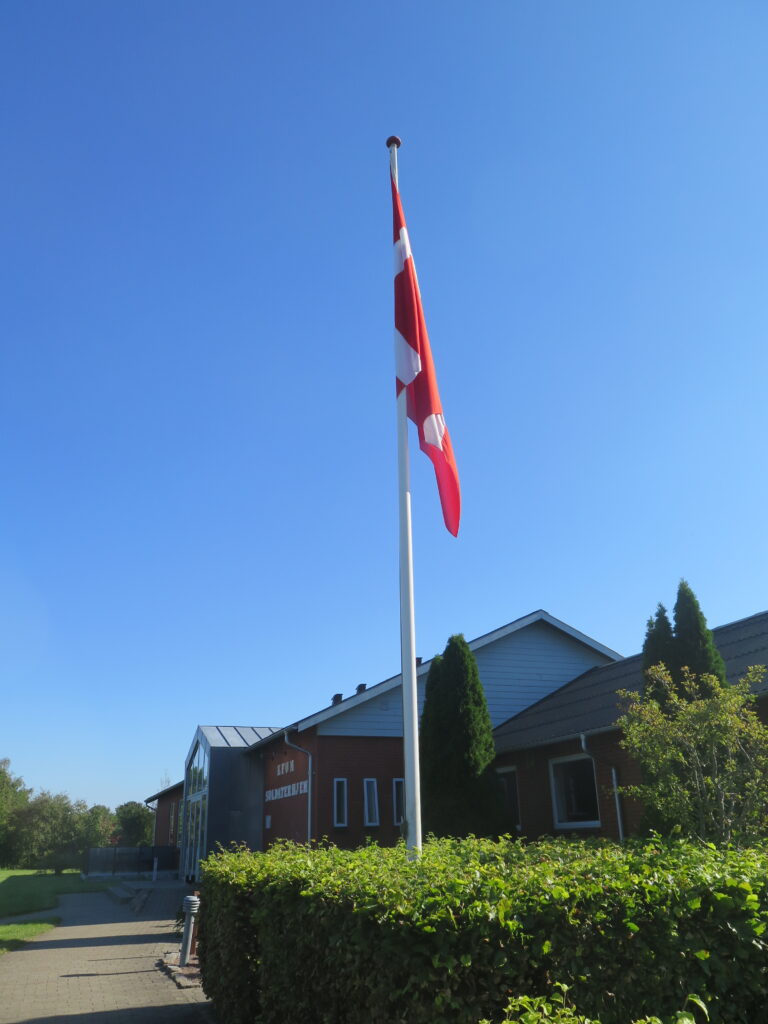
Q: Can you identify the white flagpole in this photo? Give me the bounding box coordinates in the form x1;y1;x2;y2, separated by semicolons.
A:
388;135;422;854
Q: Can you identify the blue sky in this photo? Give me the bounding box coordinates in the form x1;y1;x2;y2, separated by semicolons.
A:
2;1;767;809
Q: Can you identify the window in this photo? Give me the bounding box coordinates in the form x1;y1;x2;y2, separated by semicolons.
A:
333;778;348;827
392;778;405;826
549;755;600;828
363;778;379;827
496;767;521;831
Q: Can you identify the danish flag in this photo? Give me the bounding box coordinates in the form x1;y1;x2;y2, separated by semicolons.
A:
391;173;461;536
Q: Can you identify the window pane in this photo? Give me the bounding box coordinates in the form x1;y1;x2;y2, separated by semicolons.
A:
499;772;520;830
333;778;347;827
552;759;599;823
364;779;379;826
393;779;405;826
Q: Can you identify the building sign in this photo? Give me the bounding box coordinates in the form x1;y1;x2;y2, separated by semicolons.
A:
276;759;295;777
265;779;308;802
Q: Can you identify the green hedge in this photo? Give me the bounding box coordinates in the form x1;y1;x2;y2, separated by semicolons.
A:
198;837;768;1024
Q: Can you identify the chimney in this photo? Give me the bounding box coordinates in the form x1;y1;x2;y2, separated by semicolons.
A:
331;693;343;706
356;683;367;695
416;657;423;666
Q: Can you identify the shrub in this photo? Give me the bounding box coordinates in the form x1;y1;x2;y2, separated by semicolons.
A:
482;986;708;1024
618;666;768;844
199;837;768;1024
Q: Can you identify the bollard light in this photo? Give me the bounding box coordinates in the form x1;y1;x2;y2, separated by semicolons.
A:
179;894;201;967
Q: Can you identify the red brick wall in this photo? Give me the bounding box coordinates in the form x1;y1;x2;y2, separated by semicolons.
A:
260;732;406;850
314;735;405;849
494;732;643;841
262;732;318;845
153;785;184;848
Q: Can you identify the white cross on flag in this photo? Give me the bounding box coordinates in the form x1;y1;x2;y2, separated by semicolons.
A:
391;173;461;536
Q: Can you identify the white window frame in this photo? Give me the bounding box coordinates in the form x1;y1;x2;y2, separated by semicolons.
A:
333;778;348;828
363;778;379;827
548;754;601;829
392;778;405;826
495;766;521;832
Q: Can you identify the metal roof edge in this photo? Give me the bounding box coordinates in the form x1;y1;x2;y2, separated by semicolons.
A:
144;781;184;804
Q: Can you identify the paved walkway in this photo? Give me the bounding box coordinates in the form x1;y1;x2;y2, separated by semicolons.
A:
0;883;216;1024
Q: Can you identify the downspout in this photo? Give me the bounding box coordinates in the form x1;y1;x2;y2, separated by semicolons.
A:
284;731;313;843
580;733;625;843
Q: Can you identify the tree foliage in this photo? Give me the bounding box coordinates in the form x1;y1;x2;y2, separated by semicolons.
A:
641;604;674;676
419;634;503;837
0;759;130;869
671;579;726;684
642;581;726;703
618;665;768;844
8;792;86;870
0;759;31;865
114;801;154;846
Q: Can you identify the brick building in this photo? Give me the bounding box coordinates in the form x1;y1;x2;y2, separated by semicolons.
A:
247;610;619;852
144;781;184;848
173;607;768;878
492;610;768;841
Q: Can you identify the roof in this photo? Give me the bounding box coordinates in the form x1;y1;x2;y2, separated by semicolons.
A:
144;780;184;803
199;725;279;748
248;610;622;749
187;725;280;763
493;610;768;754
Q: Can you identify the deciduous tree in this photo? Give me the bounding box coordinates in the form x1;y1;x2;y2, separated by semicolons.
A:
114;801;154;846
618;664;768;844
0;759;30;867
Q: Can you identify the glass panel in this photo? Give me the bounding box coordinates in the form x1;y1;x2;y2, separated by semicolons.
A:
499;773;520;830
364;779;379;826
334;779;347;827
553;759;599;823
393;779;404;826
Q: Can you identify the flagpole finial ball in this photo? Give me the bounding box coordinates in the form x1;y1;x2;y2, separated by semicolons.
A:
386;135;402;149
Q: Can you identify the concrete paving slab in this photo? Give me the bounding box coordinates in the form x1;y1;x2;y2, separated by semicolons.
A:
0;884;216;1024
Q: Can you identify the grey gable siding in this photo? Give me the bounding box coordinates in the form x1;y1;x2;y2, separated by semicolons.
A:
317;621;615;738
474;620;615;723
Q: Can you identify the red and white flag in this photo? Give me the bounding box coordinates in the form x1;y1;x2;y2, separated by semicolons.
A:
391;174;461;536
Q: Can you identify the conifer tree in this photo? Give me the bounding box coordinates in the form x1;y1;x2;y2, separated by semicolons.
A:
419;634;503;837
672;580;727;685
418;654;446;813
642;603;676;705
642;604;675;673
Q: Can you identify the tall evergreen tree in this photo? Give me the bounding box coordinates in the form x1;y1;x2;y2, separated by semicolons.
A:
642;603;676;705
642;603;675;673
419;634;503;837
672;580;727;685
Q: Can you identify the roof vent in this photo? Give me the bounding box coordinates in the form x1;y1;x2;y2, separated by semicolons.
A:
331;693;343;706
356;683;367;694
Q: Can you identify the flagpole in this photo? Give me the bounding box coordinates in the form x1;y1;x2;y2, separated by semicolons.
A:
388;135;423;854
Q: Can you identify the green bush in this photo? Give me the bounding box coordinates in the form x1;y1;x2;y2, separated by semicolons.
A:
482;985;708;1024
199;837;768;1024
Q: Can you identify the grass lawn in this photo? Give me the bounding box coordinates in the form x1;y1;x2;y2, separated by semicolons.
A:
0;918;61;955
0;869;109;955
